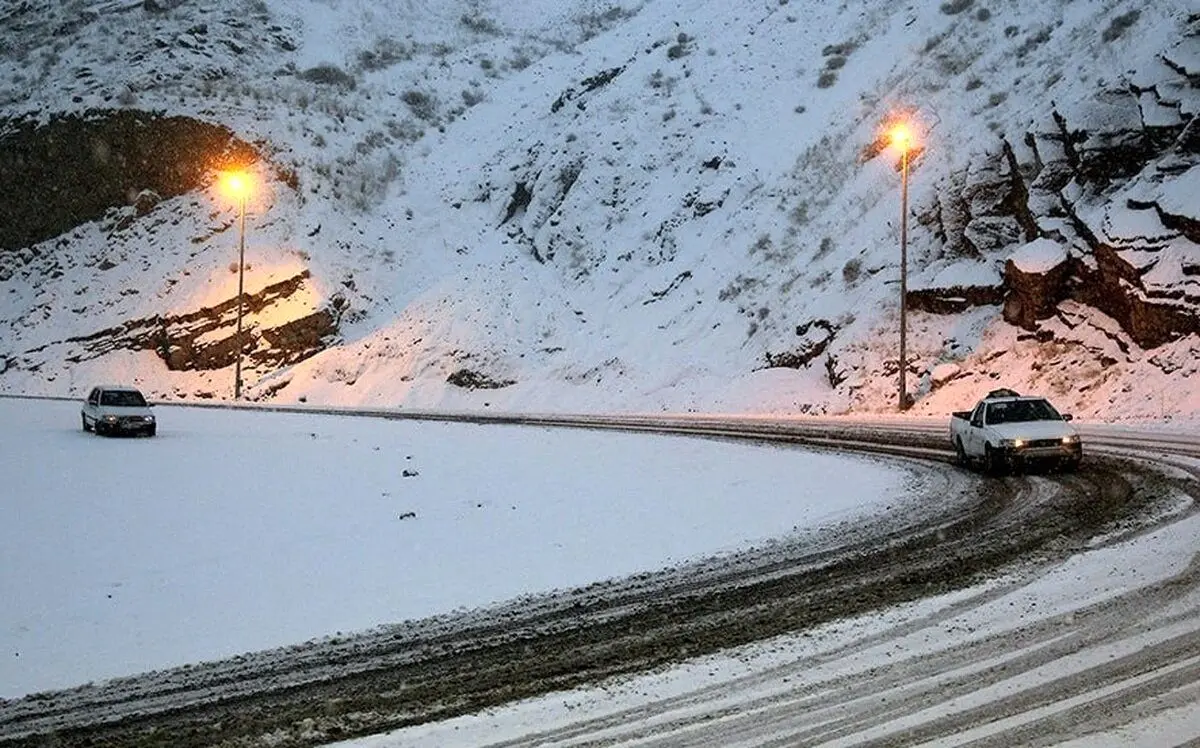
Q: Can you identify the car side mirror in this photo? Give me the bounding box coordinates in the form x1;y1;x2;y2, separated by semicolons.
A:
1062;413;1073;421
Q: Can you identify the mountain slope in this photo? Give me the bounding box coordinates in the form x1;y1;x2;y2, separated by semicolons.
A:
1;0;1197;420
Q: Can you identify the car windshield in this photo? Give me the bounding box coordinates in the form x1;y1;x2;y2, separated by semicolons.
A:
987;399;1061;424
100;390;147;407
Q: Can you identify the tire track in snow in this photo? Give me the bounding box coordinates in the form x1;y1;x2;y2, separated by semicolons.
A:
0;411;1194;747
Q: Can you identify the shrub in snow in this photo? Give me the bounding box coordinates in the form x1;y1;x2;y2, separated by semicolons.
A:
402;89;438;122
357;38;412;71
939;0;973;14
1016;27;1052;59
461;88;485;107
298;65;355;89
1101;11;1140;42
821;41;858;57
718;274;762;302
842;258;862;286
575;6;637;42
508;47;533;70
460;13;500;35
667;33;692;60
648;69;676;93
446;369;515;390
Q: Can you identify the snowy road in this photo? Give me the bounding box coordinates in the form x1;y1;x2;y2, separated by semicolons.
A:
1;399;1198;747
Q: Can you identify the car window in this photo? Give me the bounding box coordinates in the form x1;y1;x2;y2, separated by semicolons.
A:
985;402;1007;424
988;399;1060;424
100;390;147;407
1013;399;1061;422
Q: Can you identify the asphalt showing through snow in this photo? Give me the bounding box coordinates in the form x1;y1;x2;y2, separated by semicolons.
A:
0;409;1196;747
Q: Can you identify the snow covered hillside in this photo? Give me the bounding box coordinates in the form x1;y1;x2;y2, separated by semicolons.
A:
0;0;1197;420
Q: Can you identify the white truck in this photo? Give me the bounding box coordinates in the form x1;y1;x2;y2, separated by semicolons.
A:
949;389;1081;473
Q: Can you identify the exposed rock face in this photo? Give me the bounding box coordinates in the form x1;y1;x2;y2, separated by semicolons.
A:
1002;238;1071;329
1071;241;1200;349
0;109;260;252
908;285;1005;315
920;27;1200;350
764;319;836;369
0;108;324;394
8;271;339;377
1003;259;1070;330
154;272;338;371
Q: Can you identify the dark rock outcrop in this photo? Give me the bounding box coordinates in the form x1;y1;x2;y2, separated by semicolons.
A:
446;368;515;389
924;37;1200;349
0;109;259;253
10;271;338;376
1070;243;1199;348
763;319;836;369
908;285;1005;314
1002;239;1072;329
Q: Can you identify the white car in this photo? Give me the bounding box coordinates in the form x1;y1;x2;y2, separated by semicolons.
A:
949;389;1081;473
81;385;157;437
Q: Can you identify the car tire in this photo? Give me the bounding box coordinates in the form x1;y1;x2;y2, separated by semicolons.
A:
984;444;1003;476
1062;457;1080;473
145;425;156;437
94;421;106;437
954;438;969;467
82;414;91;432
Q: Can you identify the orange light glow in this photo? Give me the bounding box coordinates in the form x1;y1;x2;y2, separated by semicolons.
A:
219;170;253;201
889;122;913;152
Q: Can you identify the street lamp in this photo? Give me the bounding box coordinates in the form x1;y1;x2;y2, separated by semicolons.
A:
889;122;913;412
220;170;251;400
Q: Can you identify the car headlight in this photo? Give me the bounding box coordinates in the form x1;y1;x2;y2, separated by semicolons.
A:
1062;434;1080;444
999;439;1025;448
103;415;118;422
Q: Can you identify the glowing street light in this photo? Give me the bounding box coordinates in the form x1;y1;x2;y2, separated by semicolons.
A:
219;169;252;400
889;120;914;412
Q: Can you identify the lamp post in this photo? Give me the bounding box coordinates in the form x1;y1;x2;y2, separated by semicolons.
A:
890;122;913;412
220;171;251;400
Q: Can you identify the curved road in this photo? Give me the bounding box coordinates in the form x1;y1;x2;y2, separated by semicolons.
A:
0;410;1197;747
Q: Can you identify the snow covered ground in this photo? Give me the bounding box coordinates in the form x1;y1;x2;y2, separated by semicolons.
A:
330;477;1200;743
0;396;901;698
3;396;1199;745
339;523;1200;748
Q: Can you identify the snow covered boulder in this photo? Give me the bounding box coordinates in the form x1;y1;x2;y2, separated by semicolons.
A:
1003;238;1070;329
929;363;962;391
